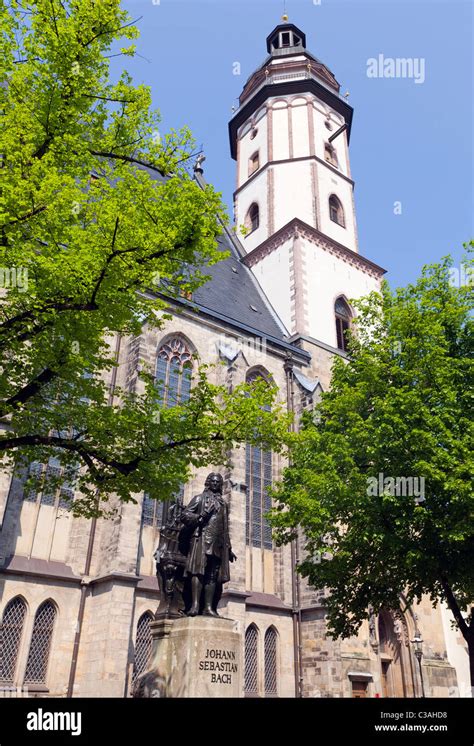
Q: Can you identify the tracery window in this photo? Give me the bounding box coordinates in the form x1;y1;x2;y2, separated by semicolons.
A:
155;337;192;407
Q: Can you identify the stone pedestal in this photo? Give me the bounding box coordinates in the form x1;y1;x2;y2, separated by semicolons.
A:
134;616;242;698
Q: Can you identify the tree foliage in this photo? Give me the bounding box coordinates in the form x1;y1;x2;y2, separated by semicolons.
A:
271;252;474;680
0;0;290;516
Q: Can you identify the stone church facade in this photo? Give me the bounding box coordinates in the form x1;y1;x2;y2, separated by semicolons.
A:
0;21;469;699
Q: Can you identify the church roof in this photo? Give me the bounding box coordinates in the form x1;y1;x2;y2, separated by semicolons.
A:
186;227;310;361
191;228;291;342
140;164;308;360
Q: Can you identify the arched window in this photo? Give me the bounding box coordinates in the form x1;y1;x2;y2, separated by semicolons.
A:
248;151;260;176
329;194;345;227
132;611;153;685
155;337;192;407
0;597;27;683
246;203;259;233
23;601;56;685
324;143;338;168
23;459;75;510
244;624;259;696
378;615;388;653
141;493;164;528
245;372;272;550
264;627;278;696
335;296;352;352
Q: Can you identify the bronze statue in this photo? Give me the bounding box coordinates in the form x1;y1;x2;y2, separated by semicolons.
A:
181;473;236;617
153;496;188;618
153;473;236;619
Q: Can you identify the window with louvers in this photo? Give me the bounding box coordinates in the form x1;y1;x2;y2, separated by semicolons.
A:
0;597;27;683
264;627;278;696
132;612;153;685
23;601;56;686
244;625;259;696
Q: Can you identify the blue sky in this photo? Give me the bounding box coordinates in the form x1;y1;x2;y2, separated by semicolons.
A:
117;0;473;289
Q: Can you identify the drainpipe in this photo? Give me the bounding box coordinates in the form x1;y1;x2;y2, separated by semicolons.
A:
284;354;303;698
66;333;122;698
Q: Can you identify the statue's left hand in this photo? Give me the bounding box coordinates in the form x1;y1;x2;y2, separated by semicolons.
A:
229;550;237;562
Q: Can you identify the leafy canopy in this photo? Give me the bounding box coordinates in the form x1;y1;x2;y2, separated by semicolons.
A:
271;253;474;642
0;0;290;516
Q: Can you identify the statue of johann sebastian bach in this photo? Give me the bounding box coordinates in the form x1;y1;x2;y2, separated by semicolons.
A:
181;473;236;617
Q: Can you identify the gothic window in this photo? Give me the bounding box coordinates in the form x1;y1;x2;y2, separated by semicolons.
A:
324;143;338;168
244;624;259;696
245;203;260;234
329;194;345;227
132;612;153;685
23;601;57;686
155;337;192;407
264;627;278;696
0;597;27;683
335;296;351;352
141;493;164;528
248;151;260;176
245;372;272;550
378;615;388;653
23;459;75;510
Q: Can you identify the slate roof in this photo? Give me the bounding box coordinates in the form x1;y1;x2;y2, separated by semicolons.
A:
139;164;308;358
191;229;291;343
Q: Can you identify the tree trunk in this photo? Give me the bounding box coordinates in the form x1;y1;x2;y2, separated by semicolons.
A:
467;634;474;694
440;579;474;695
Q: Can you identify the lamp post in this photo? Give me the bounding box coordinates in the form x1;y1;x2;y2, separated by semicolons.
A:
411;629;425;698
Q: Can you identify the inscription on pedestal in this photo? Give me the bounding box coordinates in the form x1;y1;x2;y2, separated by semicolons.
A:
198;648;239;686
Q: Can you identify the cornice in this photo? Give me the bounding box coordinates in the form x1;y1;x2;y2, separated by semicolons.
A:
242;218;386;280
234;155;355;198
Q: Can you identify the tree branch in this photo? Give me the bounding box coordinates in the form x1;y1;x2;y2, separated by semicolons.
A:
0;365;60;417
439;575;469;638
89;149;165;176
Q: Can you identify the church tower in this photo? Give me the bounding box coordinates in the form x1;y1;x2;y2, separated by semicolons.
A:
229;18;385;354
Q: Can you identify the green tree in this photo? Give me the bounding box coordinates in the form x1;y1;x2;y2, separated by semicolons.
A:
271;253;474;687
0;0;289;516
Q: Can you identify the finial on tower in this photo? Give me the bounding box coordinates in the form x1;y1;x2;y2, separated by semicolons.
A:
282;13;289;22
